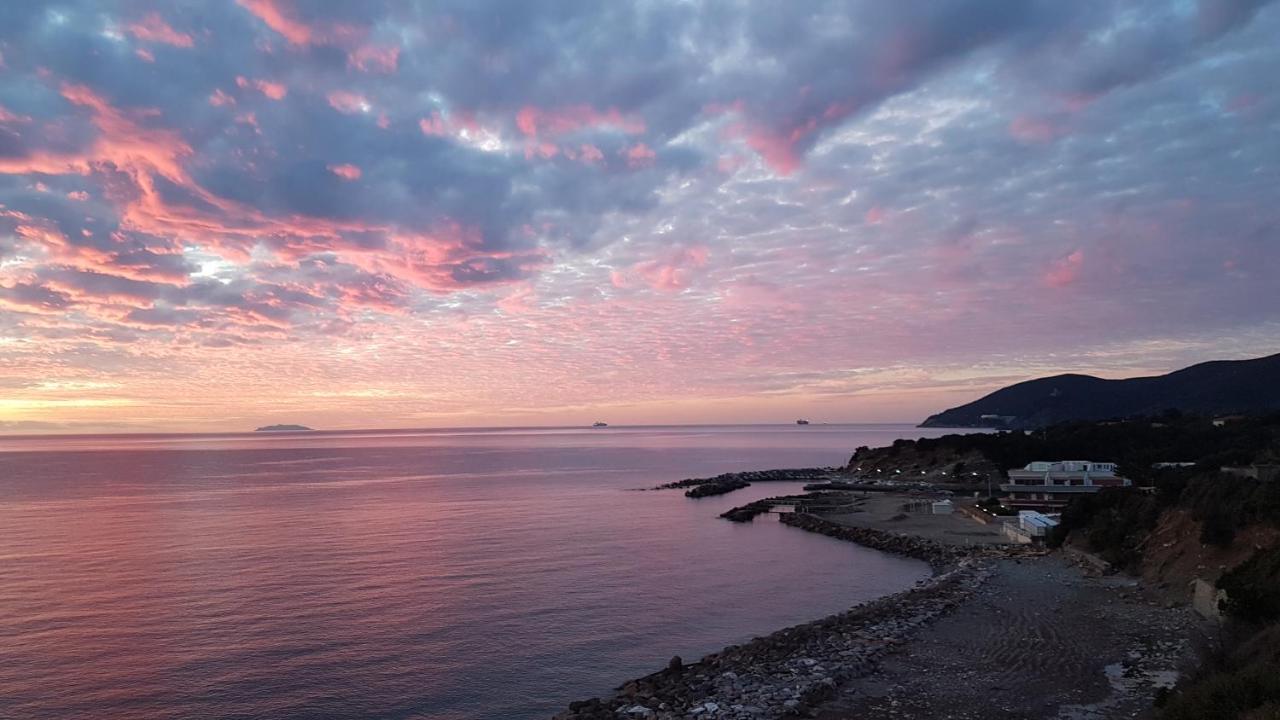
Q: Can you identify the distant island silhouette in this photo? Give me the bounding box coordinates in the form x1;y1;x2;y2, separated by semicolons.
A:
254;424;314;432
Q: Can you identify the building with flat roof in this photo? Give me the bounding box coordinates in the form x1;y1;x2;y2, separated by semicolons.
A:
1001;460;1130;510
1002;510;1060;543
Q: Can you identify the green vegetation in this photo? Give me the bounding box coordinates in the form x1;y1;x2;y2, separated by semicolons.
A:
875;413;1280;720
974;496;1016;516
959;413;1280;720
1158;624;1280;720
1159;658;1280;720
1047;471;1280;568
863;412;1280;483
1048;486;1161;570
1217;546;1280;625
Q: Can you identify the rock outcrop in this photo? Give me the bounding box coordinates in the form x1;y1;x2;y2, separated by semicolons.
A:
655;469;840;498
718;493;854;523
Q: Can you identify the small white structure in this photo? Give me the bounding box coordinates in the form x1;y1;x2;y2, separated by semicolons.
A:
1018;510;1059;536
931;499;954;515
1001;510;1059;544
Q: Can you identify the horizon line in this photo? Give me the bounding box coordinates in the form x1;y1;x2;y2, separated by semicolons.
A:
0;420;941;440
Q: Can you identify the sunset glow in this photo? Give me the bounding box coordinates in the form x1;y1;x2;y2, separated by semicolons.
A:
1;1;1278;433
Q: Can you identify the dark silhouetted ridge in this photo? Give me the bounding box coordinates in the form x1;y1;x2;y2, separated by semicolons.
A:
921;353;1280;429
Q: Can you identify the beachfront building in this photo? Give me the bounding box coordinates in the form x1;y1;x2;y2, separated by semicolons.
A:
1000;460;1130;510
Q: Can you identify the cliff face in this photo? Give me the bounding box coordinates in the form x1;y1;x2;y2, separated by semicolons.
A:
921;353;1280;429
1138;509;1280;598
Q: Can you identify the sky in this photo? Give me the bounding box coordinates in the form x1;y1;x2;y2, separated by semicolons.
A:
1;0;1278;433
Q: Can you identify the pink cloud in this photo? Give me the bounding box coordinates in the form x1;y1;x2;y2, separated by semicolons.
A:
578;144;604;164
742;126;804;176
237;76;288;100
631;246;709;291
126;13;194;48
258;81;288;100
722;276;803;313
726;99;858;175
327;91;368;114
208;89;236;107
0;104;31;125
0;80;551;323
67;191;90;201
419;112;448;136
865;206;886;224
525;141;559;160
328;164;362;180
1010;115;1067;143
1043;250;1084;288
625;143;656;168
1227;93;1263;119
496;284;537;314
135;48;156;63
515;105;645;138
348;45;400;74
716;154;746;175
236;0;314;45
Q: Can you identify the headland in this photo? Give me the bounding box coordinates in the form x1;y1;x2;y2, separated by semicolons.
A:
556;414;1280;719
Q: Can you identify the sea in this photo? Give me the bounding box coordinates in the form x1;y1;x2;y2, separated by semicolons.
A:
0;424;965;720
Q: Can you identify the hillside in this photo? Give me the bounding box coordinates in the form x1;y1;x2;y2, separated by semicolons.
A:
921;353;1280;429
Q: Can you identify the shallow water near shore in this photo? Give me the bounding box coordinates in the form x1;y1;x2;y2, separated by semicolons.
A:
0;424;953;719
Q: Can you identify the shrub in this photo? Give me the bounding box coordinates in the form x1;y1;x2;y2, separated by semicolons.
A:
1200;511;1238;547
1159;658;1280;720
1218;547;1280;624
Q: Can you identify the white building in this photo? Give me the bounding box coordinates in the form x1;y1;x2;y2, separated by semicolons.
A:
1001;460;1130;510
1002;510;1060;544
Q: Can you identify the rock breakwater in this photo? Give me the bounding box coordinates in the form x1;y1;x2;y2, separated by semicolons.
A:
718;492;856;523
654;469;839;498
779;513;963;569
553;513;989;720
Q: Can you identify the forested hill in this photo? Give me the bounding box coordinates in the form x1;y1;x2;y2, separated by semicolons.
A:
921;353;1280;429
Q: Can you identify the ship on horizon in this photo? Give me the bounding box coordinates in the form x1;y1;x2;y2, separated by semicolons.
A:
592;421;608;428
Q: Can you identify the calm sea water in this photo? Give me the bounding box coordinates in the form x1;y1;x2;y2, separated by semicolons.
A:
0;424;958;720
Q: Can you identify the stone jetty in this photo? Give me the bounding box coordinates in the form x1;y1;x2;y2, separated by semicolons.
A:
779;513;963;568
718;492;856;523
553;514;989;720
654;469;839;498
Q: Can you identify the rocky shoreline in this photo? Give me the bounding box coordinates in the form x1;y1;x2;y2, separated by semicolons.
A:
553;514;990;719
779;513;963;569
654;469;840;498
718;492;856;522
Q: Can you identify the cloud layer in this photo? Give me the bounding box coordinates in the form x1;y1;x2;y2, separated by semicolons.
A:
1;0;1278;430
